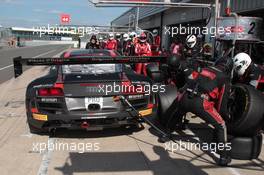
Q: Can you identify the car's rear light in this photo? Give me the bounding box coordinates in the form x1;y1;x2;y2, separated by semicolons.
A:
31;108;39;113
38;88;64;96
147;103;155;109
38;88;49;96
139;108;153;117
113;96;120;102
32;113;48;121
50;88;63;96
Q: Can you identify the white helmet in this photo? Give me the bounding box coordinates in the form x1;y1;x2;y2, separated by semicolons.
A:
233;52;252;76
186;35;197;48
109;33;114;40
153;29;158;36
116;33;121;39
123;33;129;41
129;32;137;38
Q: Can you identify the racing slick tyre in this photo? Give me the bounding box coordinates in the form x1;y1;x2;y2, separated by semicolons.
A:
157;85;178;125
229;134;263;160
227;84;264;136
146;63;163;83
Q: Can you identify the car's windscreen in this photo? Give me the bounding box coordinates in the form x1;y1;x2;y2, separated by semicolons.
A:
62;64;122;75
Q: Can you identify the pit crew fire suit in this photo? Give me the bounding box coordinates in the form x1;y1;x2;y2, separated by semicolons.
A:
134;41;152;75
122;39;131;56
166;62;231;165
151;35;161;56
105;39;117;50
183;44;203;59
233;63;264;92
116;39;122;54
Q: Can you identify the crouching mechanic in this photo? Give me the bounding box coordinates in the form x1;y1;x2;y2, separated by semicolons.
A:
165;56;231;166
232;52;264;92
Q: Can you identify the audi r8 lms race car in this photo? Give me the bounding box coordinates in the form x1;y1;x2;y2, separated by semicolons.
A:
2;0;264;175
23;49;159;133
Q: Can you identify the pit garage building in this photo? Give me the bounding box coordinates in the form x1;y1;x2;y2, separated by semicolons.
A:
111;0;264;50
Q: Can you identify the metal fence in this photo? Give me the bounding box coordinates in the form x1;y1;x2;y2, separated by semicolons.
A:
0;28;12;48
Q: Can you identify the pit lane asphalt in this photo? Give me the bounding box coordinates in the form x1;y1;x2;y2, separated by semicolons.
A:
0;45;70;84
0;46;263;175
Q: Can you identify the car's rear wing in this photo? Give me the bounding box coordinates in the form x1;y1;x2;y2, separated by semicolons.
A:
13;56;167;78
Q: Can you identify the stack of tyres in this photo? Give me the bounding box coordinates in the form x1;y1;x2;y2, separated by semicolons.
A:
229;134;262;160
227;84;264;160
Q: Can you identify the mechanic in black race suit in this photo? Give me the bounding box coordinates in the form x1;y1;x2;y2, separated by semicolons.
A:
122;33;130;56
115;33;123;54
85;35;100;49
165;55;232;166
183;34;203;59
232;52;264;92
181;34;206;70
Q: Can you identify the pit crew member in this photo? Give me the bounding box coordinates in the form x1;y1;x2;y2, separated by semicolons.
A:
134;32;152;75
166;56;231;166
232;52;264;91
85;35;99;49
105;33;117;50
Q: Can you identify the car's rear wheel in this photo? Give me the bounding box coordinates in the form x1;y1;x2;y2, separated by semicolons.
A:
227;84;264;136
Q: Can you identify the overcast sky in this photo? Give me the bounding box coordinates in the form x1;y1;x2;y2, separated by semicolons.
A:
0;0;128;27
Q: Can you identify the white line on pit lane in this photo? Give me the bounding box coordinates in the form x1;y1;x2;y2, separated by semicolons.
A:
37;137;56;175
0;49;57;71
227;167;243;175
32;49;57;59
0;64;13;71
31;47;71;175
185;127;242;175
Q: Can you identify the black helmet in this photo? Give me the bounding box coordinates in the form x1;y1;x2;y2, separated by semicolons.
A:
167;55;182;70
91;35;97;40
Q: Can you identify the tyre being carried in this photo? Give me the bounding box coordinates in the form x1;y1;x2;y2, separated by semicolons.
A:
227;84;264;136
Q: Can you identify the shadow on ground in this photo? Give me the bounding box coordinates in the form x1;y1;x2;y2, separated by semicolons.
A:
54;146;209;175
51;125;144;139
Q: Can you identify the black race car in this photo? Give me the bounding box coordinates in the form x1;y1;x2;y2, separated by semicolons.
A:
17;49;160;134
